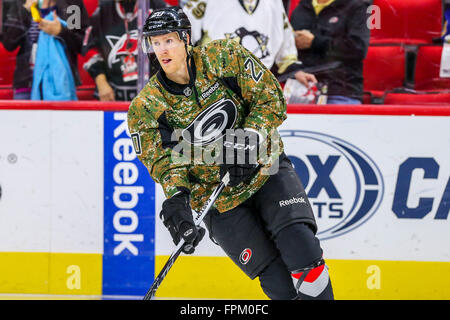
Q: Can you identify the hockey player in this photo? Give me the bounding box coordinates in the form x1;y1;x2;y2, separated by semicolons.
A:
182;0;316;86
127;7;334;300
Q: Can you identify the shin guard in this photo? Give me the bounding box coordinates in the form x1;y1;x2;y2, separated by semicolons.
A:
291;258;334;300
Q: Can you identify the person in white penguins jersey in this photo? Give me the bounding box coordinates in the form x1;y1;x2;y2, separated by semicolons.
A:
182;0;317;86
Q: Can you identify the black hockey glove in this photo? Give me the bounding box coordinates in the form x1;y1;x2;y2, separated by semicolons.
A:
160;188;205;254
219;128;262;187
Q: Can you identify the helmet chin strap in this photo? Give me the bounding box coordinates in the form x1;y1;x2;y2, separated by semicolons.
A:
181;32;195;86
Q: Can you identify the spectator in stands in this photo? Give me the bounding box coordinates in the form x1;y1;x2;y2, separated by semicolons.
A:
82;0;168;102
290;0;370;104
2;0;89;100
182;0;317;88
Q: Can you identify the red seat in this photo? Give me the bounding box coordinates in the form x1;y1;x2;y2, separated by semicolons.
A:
288;0;301;18
77;46;96;100
165;0;178;5
363;46;406;91
363;90;385;104
83;0;98;16
0;86;14;99
0;43;18;85
370;0;443;45
383;92;450;104
415;45;450;91
78;53;95;85
76;86;96;100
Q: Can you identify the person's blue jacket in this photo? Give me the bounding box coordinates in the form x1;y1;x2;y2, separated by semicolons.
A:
31;12;77;101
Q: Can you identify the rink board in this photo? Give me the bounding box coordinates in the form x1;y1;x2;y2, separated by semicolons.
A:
0;104;449;299
154;112;450;299
0;109;154;296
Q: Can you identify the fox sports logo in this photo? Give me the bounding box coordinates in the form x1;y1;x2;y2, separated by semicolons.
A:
280;130;384;240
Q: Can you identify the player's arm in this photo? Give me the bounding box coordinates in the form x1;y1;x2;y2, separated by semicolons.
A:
127;94;191;199
272;8;317;87
223;41;287;137
128;93;205;254
274;10;301;75
216;40;287;185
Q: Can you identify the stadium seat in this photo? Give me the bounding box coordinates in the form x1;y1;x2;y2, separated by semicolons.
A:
0;43;17;85
83;0;98;16
0;85;14;99
414;45;450;90
78;53;95;84
370;0;443;45
288;0;301;18
363;45;406;91
165;0;178;5
362;90;385;104
383;91;450;104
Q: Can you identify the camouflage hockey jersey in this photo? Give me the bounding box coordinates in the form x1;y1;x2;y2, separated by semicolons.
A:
127;39;287;213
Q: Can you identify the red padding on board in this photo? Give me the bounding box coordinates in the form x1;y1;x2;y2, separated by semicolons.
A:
1;100;450;116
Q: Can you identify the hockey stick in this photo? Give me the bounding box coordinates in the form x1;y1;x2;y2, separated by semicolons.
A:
276;61;342;83
143;172;230;300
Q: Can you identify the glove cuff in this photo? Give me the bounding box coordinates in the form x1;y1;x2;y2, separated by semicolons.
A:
172;186;191;199
159;186;191;221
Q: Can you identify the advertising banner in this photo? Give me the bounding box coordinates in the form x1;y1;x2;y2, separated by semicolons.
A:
156;114;450;261
154;112;450;299
279;114;449;261
1;105;448;299
103;111;155;296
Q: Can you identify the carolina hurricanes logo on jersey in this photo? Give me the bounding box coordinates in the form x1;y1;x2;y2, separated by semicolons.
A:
106;30;139;68
182;98;238;146
239;248;252;265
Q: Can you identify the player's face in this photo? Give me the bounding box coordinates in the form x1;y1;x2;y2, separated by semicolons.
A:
151;32;187;76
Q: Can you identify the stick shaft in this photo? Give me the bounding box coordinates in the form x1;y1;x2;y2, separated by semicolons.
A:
143;174;229;300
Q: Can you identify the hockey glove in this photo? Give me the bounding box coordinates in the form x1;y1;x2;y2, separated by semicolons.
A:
219;128;262;187
160;188;205;254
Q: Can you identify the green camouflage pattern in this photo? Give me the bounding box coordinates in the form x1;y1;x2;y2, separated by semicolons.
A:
127;39;287;213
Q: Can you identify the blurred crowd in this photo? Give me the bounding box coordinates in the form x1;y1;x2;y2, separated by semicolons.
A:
0;0;448;104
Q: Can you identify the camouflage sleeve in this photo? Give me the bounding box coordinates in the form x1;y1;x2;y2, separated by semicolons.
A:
127;91;191;199
219;40;287;137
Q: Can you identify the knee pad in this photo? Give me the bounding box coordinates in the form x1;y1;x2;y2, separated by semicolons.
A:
291;258;334;300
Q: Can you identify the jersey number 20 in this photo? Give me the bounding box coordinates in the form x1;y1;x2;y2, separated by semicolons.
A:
244;58;263;83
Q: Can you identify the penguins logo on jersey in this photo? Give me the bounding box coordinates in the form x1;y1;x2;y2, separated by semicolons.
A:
225;27;269;60
182;98;238;146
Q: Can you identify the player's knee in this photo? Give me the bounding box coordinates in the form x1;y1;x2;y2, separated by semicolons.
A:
273;223;334;299
274;222;323;270
258;256;297;300
291;258;334;300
